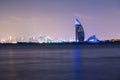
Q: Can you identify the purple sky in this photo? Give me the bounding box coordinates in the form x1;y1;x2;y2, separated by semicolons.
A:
0;0;120;40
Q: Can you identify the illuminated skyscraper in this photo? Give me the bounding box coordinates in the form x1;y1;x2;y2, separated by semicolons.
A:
75;17;85;42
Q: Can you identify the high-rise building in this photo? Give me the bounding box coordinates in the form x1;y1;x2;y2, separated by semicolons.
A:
75;17;85;42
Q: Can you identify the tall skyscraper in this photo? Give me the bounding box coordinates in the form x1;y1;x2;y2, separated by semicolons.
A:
75;17;85;42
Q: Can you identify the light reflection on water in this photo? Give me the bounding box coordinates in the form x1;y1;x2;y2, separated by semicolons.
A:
8;49;16;80
73;44;81;80
0;47;82;80
0;44;120;80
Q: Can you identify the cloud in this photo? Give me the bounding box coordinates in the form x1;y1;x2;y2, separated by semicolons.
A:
9;16;23;21
115;10;120;15
0;16;42;26
73;13;95;20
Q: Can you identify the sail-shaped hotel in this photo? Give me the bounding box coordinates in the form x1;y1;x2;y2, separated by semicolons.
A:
75;18;85;42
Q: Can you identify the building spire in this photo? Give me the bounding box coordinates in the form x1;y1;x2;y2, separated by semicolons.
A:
75;17;81;25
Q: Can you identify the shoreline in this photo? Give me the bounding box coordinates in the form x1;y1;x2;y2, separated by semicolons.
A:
0;42;119;49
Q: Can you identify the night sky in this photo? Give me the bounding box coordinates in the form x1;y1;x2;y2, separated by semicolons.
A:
0;0;120;40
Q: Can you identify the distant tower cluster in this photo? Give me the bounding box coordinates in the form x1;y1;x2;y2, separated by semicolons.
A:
75;17;85;42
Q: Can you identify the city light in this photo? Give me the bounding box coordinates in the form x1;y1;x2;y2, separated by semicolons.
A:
0;34;75;44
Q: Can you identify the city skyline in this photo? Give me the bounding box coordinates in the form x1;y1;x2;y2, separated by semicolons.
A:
0;0;120;40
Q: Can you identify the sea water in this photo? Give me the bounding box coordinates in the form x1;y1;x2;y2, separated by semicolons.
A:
0;43;120;80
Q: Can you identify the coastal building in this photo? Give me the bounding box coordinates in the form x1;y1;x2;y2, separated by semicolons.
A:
75;18;85;42
86;35;100;43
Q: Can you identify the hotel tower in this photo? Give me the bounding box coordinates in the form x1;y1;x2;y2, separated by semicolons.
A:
75;18;85;42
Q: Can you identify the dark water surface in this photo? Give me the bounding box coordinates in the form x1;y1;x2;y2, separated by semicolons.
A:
0;43;120;80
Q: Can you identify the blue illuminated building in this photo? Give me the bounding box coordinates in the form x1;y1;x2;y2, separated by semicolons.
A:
75;17;85;42
87;35;100;43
